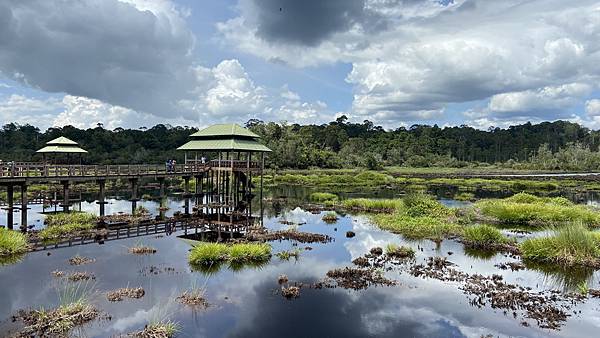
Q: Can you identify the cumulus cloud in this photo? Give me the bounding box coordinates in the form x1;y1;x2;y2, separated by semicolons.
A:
0;0;196;119
585;99;600;116
0;94;62;127
219;0;600;126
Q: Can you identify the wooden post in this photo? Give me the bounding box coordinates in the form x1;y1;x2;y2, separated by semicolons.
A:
97;180;106;217
130;178;138;215
7;185;14;230
20;183;28;231
260;152;264;227
61;180;70;212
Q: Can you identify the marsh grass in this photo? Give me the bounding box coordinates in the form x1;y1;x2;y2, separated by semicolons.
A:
309;192;338;203
275;248;303;261
462;224;514;248
373;214;460;242
0;227;28;256
520;223;600;267
189;242;271;268
341;198;403;212
40;212;97;241
476;192;600;226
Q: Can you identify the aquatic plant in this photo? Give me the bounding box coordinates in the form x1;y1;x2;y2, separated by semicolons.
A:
321;212;338;223
107;287;145;302
275;248;302;261
403;193;452;218
341;198;403;212
132;320;179;337
40;212;97;241
0;227;28;256
134;205;150;216
372;214;460;242
309;192;338;203
520;223;600;267
462;224;513;248
385;243;415;258
189;242;271;267
177;288;209;307
476;193;600;226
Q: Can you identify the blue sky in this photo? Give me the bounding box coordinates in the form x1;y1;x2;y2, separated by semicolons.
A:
0;0;599;130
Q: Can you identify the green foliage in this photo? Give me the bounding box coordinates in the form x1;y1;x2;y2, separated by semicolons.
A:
341;198;404;212
403;193;452;218
520;223;600;266
188;242;271;267
476;193;600;226
321;212;338;223
309;192;338;203
275;248;303;261
0;228;28;256
372;214;460;242
40;212;97;241
462;224;512;246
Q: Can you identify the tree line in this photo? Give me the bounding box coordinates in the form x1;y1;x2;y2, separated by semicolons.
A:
1;118;600;171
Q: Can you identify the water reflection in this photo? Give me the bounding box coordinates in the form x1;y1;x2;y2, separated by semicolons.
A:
1;190;600;337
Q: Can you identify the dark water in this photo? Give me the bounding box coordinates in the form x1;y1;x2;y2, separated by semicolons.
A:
1;188;600;337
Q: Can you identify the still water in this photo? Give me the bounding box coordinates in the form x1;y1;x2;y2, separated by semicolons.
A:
0;187;599;337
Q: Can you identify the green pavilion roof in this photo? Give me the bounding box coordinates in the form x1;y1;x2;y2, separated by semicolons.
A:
189;123;261;139
177;138;271;152
37;137;87;153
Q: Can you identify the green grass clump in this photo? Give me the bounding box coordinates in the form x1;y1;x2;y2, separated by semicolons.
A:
476;193;600;226
275;248;302;261
385;243;415;258
341;198;403;212
309;192;338;203
520;223;600;267
0;228;28;256
40;212;97;241
462;224;513;247
403;193;452;218
228;243;272;264
189;242;271;267
373;214;460;242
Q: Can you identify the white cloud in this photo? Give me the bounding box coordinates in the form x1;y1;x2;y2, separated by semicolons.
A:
0;94;62;127
585;99;600;116
219;0;600;126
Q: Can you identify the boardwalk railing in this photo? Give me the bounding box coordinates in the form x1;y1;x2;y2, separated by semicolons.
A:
0;163;208;179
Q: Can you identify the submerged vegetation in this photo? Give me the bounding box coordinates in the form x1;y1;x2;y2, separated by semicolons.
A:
0;227;28;256
475;193;600;226
520;223;600;267
188;242;271;268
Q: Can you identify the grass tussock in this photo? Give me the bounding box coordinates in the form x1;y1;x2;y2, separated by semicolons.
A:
189;242;271;267
341;198;403;212
128;242;157;255
321;212;338;224
476;192;600;226
520;223;600;267
462;224;514;248
177;288;209;307
107;287;145;302
275;248;302;261
309;192;338;203
0;227;28;256
129;320;179;338
40;212;97;241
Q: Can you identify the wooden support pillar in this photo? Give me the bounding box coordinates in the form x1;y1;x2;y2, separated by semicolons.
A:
6;185;14;230
97;180;106;217
20;183;28;231
61;180;70;212
158;178;166;198
130;178;138;215
260;152;264;227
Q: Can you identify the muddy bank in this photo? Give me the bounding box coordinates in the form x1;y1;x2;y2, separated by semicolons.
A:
247;229;333;244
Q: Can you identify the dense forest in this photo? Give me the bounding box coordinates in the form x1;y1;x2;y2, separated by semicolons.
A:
2;118;600;171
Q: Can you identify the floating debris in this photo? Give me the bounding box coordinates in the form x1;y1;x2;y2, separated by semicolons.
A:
352;257;370;268
247;229;333;244
278;274;289;284
177;289;209;308
69;255;95;266
138;265;178;276
324;267;395;290
369;247;383;256
495;262;526;271
281;285;300;299
346;231;355;238
51;270;65;278
129;245;157;255
68;271;95;282
107;287;145;302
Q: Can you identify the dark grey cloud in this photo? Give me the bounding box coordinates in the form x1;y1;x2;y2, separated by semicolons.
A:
252;0;373;46
0;0;197;118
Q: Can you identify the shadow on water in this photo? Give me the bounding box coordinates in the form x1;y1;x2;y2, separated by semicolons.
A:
523;260;595;292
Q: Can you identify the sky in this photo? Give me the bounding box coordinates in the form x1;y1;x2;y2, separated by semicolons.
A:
0;0;600;131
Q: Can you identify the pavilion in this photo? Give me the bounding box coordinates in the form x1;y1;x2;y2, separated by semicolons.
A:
36;136;88;164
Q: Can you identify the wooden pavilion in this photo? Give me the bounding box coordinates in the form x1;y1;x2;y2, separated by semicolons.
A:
177;123;271;239
36;136;87;164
